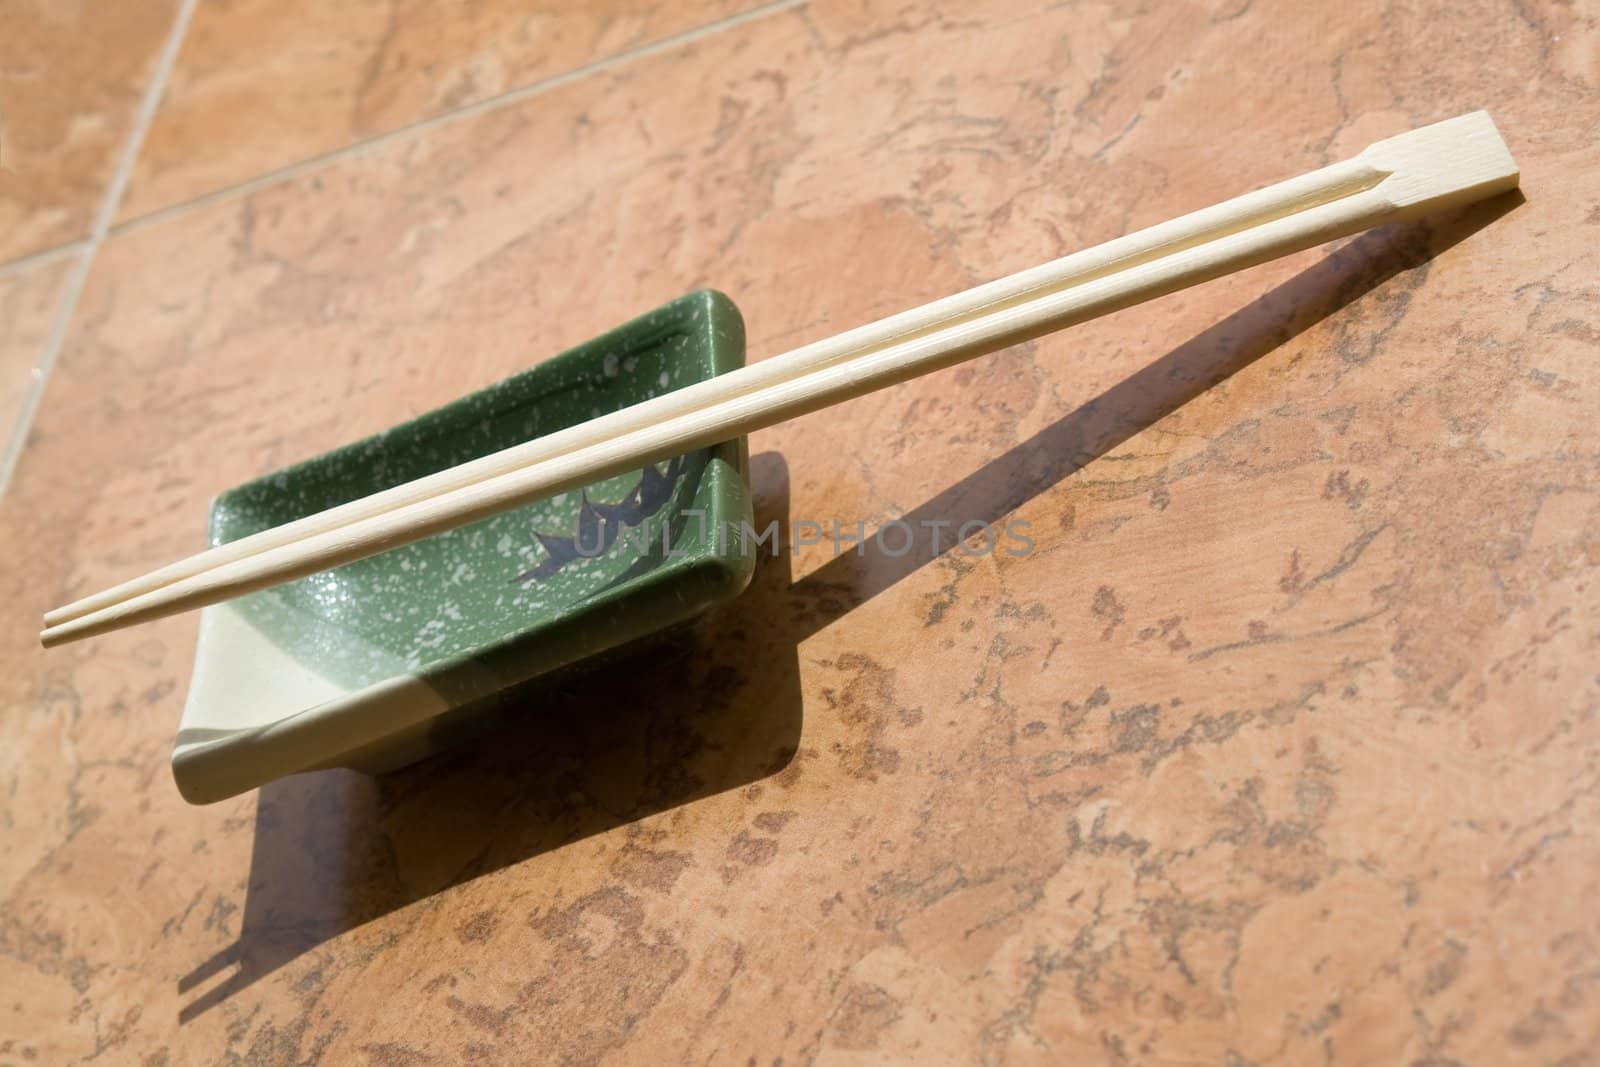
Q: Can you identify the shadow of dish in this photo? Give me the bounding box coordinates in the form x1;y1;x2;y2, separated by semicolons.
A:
177;192;1520;1022
178;451;806;1022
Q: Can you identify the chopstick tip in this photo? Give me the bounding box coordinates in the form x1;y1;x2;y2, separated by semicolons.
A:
39;623;77;649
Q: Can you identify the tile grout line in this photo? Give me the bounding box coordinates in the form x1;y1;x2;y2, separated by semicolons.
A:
0;239;89;282
113;0;809;241
0;0;201;501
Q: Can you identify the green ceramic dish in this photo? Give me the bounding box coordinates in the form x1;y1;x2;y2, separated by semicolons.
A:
174;290;755;804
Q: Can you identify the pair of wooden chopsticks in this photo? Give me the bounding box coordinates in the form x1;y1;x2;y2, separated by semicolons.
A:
40;111;1518;647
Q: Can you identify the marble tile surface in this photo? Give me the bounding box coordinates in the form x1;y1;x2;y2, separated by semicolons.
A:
2;0;1598;1063
0;0;177;261
118;0;773;221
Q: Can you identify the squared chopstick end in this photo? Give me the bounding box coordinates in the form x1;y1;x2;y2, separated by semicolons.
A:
1362;110;1520;219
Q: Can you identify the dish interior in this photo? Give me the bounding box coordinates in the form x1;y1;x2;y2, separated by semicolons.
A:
208;289;752;692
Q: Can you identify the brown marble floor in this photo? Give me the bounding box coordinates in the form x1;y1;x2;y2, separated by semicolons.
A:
1;0;1598;1063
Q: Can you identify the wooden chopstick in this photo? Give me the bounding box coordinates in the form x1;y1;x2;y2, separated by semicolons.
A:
40;111;1517;647
40;118;1421;633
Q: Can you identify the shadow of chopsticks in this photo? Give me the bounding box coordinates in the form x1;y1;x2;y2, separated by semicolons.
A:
784;192;1524;624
